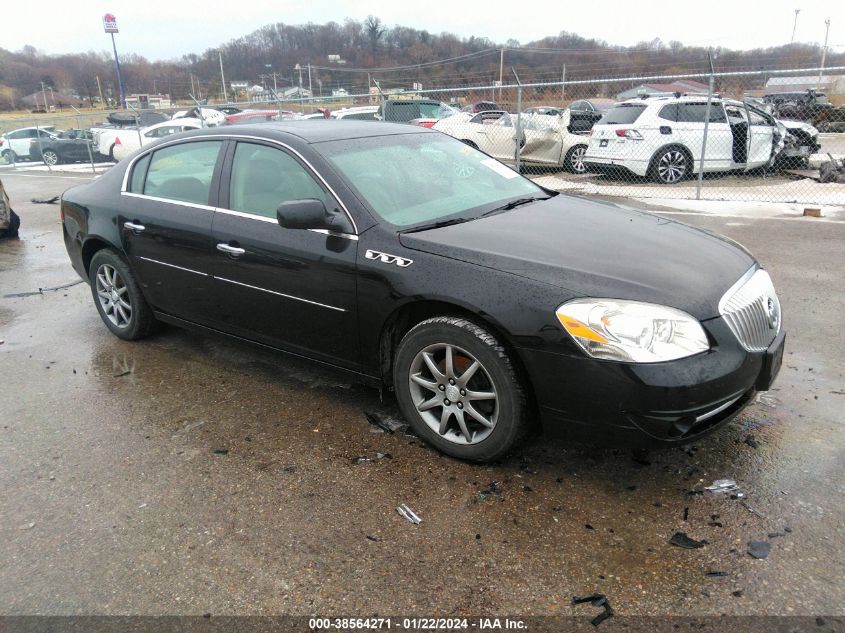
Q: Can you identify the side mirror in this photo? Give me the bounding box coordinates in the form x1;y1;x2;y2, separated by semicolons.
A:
276;198;336;231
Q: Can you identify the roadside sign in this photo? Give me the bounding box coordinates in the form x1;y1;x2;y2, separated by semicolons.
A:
103;14;119;33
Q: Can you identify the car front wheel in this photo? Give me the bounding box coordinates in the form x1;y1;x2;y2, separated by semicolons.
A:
393;316;528;462
42;149;60;166
89;249;156;340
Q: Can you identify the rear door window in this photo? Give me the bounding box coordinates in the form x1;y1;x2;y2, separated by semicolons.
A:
143;140;222;205
598;104;647;124
676;103;727;123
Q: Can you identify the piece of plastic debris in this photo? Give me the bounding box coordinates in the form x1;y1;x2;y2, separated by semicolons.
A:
18;522;36;530
479;481;502;500
732;590;744;597
748;541;771;559
768;531;786;538
572;594;614;626
31;196;60;204
396;503;421;524
744;436;760;449
740;500;766;519
669;532;706;549
3;280;85;298
705;571;729;577
683;507;689;521
212;448;229;455
364;411;394;434
705;479;739;494
366;535;381;542
351;451;392;464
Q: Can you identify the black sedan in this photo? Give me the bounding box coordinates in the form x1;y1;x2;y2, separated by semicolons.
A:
29;129;99;165
61;121;785;461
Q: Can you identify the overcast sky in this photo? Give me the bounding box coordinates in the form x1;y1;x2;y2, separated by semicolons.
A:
3;0;842;61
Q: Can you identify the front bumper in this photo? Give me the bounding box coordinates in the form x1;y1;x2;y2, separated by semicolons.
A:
517;316;783;447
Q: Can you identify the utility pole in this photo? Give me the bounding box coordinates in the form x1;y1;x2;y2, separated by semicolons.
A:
40;81;48;111
96;75;105;109
308;63;313;100
561;64;566;102
498;48;504;102
791;9;801;43
816;18;831;90
218;49;228;103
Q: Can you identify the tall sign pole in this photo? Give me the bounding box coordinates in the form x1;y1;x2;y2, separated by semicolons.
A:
103;14;126;109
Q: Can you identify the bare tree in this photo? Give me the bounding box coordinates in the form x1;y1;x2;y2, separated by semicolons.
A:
364;15;386;54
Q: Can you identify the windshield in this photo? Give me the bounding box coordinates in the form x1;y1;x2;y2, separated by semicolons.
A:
319;133;542;228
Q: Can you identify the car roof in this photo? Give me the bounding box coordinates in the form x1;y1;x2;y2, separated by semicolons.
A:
185;119;433;143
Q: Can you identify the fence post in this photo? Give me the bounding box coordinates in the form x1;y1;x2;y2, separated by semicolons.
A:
696;51;716;201
512;68;523;173
34;122;51;173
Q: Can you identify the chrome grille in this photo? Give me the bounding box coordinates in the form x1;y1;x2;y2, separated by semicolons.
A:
719;268;781;352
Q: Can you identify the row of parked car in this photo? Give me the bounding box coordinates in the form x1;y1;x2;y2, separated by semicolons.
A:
1;94;824;184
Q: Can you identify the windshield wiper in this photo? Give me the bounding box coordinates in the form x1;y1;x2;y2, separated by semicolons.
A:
400;216;474;234
480;196;549;217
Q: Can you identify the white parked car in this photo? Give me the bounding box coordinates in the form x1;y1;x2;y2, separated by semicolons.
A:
433;110;591;172
111;119;204;162
1;126;57;162
583;95;819;183
171;107;226;127
330;106;379;121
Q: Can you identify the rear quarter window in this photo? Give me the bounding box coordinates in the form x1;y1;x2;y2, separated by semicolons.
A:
129;153;151;193
598;104;647;125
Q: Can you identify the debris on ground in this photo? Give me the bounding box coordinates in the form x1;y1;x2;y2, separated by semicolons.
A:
768;531;786;538
572;594;614;626
478;481;502;500
113;368;132;377
748;541;772;559
744;435;760;449
18;522;36;530
705;571;729;577
30;196;60;204
732;590;744;597
3;279;84;298
669;532;707;549
364;411;394;434
351;451;392;464
365;535;382;542
705;479;739;494
212;448;229;456
396;503;422;524
819;155;845;183
740;500;766;519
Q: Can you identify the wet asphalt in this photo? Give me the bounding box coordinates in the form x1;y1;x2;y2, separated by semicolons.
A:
0;171;843;617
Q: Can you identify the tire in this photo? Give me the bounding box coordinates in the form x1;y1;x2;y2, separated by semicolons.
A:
564;144;588;174
88;249;157;340
393;316;527;462
108;144;116;162
650;146;691;184
42;149;60;166
1;210;20;238
2;150;17;164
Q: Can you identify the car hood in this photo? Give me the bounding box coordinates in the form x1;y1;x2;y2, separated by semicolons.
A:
778;119;819;135
398;195;756;320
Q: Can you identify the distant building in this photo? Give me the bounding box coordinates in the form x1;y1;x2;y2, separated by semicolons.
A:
764;75;845;96
20;90;85;110
125;94;171;109
616;80;709;101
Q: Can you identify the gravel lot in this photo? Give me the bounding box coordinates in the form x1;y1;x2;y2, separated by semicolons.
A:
1;172;843;622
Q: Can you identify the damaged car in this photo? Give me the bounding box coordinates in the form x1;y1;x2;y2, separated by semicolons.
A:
433;110;591;173
0;178;20;238
584;95;819;183
60;121;785;461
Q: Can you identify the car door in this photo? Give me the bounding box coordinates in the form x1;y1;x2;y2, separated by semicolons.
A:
674;102;733;172
9;130;35;157
120;139;224;325
210;140;359;369
744;106;775;169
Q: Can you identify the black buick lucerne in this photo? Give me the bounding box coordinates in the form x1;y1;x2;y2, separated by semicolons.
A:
61;121;785;461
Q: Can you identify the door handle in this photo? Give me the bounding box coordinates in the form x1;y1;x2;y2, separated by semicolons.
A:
123;221;145;232
216;243;246;257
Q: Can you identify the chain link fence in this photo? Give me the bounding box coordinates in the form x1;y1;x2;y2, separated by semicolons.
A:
2;65;844;208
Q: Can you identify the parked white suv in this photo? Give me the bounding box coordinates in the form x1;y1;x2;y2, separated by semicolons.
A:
584;95;805;183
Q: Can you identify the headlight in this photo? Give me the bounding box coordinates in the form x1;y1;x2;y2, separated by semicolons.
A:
555;299;709;363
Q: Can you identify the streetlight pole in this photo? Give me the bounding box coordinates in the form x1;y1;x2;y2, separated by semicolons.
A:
816;18;831;90
219;50;228;103
102;14;126;109
791;9;801;43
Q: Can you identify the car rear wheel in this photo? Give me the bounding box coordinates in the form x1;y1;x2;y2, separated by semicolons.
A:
393;316;527;462
565;144;588;173
652;147;690;184
42;149;60;166
2;150;17;164
89;249;156;340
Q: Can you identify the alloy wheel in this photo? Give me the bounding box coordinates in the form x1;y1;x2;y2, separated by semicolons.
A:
570;146;587;173
657;150;687;183
42;150;59;166
408;343;499;445
95;264;132;328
